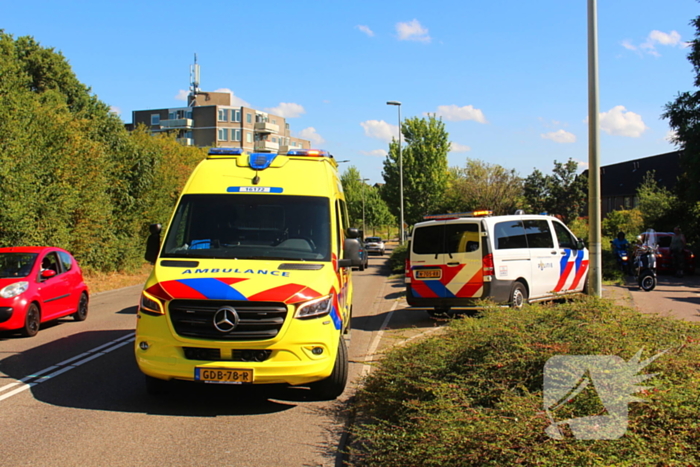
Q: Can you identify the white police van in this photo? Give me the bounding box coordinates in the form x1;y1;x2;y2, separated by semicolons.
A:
406;211;589;316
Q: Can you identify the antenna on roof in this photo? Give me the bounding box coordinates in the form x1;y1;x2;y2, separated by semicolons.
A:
188;53;201;106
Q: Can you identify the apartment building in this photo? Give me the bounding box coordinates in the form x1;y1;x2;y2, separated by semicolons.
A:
129;91;310;153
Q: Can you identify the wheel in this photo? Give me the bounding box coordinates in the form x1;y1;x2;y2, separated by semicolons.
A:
309;338;348;400
21;303;41;337
145;375;170;395
509;282;528;308
639;273;656;292
73;292;88;321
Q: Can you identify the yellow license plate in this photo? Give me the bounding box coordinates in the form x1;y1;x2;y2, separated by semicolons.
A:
195;368;253;384
416;269;441;279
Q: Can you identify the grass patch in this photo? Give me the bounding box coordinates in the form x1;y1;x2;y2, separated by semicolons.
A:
83;263;152;294
348;296;700;466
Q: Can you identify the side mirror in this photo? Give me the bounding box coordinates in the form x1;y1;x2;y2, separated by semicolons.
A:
41;269;57;279
338;238;362;269
346;227;361;239
145;223;162;264
576;239;586;250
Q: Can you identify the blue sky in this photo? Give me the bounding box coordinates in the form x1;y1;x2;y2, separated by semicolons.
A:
4;0;698;184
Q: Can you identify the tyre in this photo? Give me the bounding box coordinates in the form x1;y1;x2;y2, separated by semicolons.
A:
309;338;348;400
145;375;170;395
21;303;41;337
73;292;89;321
639;273;656;292
509;282;528;308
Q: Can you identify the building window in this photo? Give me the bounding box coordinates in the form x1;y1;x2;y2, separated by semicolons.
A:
246;132;253;143
184;131;193;139
186;110;192;119
232;109;241;122
218;109;228;122
232;129;241;141
218;128;228;141
151;114;160;125
246;113;252;124
168;111;176;120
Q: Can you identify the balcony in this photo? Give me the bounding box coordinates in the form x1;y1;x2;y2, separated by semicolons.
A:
160;118;193;129
176;137;194;146
254;140;279;152
254;121;279;134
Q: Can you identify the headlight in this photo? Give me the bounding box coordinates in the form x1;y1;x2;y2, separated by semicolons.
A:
0;281;29;299
295;294;333;319
139;291;164;315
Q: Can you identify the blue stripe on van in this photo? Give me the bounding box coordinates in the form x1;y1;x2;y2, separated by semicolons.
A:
177;278;247;300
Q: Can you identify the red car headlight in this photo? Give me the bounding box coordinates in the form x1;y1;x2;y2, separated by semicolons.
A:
0;281;29;299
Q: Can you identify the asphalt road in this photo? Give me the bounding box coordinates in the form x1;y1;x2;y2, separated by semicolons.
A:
0;250;419;467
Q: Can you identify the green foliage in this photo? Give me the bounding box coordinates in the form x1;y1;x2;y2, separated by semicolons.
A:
523;159;587;223
439;160;524;215
0;32;205;272
382;115;450;226
602;209;644;240
349;297;700;466
663;12;700;205
388;242;408;274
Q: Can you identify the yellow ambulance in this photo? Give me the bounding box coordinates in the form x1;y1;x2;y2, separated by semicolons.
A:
135;148;361;399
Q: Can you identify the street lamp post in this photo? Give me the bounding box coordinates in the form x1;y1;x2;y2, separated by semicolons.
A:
386;101;404;244
358;178;369;237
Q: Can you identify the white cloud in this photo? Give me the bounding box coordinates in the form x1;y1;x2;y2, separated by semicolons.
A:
360;120;399;142
665;129;678;144
450;142;471;152
598;105;648;137
396;19;431;43
175;89;189;101
297;127;325;146
624;30;682;57
430;104;487;123
576;159;589;172
541;129;576;143
265;102;306;118
356;25;374;37
110;106;121;115
360;149;388;157
214;88;251;107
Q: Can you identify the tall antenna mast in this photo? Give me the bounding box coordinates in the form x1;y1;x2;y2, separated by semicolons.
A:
189;53;201;106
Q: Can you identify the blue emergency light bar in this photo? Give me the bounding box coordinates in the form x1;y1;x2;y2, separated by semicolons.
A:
286;149;330;157
249;153;278;170
209;147;244;155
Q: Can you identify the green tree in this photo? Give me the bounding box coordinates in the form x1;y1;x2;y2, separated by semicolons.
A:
663;11;700;205
364;186;395;237
636;171;676;230
523;159;587;224
381;115;450;226
439;160;523;215
340;166;364;228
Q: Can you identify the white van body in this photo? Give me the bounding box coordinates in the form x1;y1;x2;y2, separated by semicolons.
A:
406;213;589;313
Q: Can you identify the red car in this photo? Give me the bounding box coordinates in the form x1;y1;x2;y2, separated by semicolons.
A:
0;247;89;337
637;232;695;275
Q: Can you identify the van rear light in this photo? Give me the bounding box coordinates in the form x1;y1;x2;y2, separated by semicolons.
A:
405;258;411;282
483;253;494;277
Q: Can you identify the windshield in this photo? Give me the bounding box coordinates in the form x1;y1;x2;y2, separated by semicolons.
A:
161;194;331;261
0;252;38;278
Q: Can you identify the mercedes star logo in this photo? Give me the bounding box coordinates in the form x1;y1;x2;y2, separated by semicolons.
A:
213;306;239;333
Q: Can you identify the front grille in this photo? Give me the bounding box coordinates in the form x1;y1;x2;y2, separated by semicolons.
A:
182;347;272;362
169;300;287;341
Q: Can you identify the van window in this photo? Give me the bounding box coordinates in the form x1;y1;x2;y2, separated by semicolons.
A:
523;219;554;248
413;225;443;255
553;221;577;249
445;223;480;253
494;221;528;249
161;194;331;261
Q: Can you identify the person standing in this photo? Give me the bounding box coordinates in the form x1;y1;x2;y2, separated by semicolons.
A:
670;226;687;277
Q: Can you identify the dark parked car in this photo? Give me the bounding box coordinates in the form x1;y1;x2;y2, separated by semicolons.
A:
364;237;385;256
637;232;695;275
0;246;89;337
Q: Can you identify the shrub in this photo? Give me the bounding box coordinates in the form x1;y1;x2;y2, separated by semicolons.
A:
389;242;408;274
349;297;700;466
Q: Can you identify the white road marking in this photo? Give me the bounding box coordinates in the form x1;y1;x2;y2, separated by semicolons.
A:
362;301;397;378
0;332;135;402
